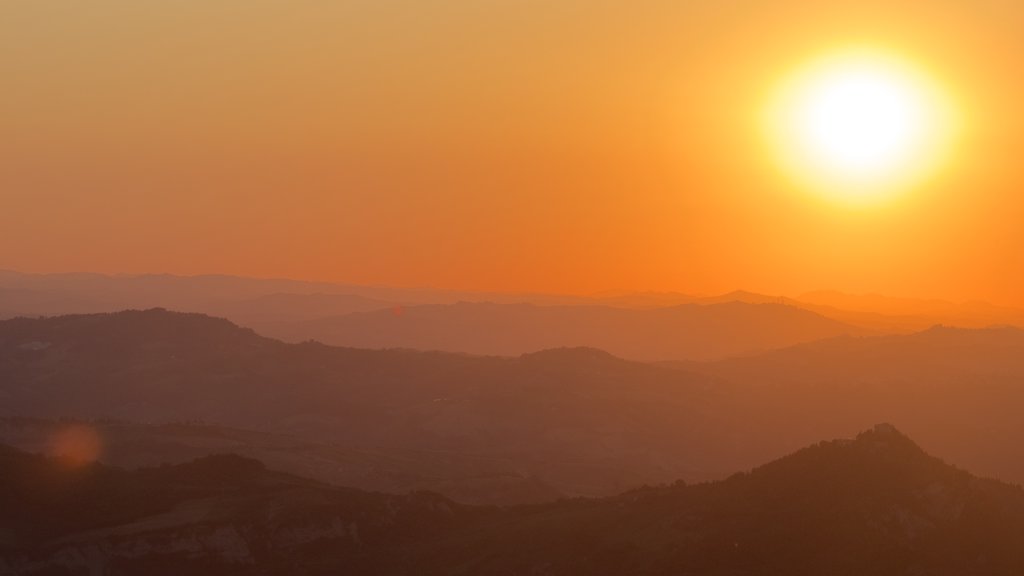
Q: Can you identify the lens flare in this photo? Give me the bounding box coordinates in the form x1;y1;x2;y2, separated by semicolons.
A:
49;423;103;467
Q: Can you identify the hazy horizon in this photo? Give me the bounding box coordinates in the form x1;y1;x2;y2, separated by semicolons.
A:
4;267;1023;309
6;1;1024;304
4;2;1024;574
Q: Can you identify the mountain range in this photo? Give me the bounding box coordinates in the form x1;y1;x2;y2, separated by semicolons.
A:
258;300;865;361
5;309;1024;504
4;425;1024;575
4;271;1024;355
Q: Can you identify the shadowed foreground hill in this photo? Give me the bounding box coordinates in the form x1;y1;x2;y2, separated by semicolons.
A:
0;418;566;507
259;300;865;361
0;446;481;576
4;425;1024;575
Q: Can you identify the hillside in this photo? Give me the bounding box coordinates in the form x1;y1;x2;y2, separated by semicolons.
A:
4;425;1024;575
695;325;1024;484
0;272;869;362
8;311;1024;503
444;424;1024;575
0;446;479;575
0;418;563;506
0;310;752;500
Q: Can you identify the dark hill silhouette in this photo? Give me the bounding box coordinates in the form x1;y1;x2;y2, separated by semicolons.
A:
448;424;1024;575
0;417;564;506
259;300;866;361
0;310;749;501
694;325;1024;487
4;425;1024;575
8;311;1024;503
0;445;476;575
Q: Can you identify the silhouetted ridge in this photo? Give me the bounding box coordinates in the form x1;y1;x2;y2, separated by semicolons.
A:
268;298;864;361
155;453;268;485
727;423;958;520
0;308;265;349
0;312;732;503
853;422;926;454
519;346;623;364
6;427;1024;575
516;347;672;380
0;442;24;461
915;323;1024;341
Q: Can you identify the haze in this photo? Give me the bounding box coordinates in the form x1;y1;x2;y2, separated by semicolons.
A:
5;2;1024;574
4;0;1024;303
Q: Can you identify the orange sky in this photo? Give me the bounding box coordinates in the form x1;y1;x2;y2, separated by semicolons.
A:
3;1;1024;304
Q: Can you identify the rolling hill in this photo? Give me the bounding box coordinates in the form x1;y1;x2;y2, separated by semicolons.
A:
6;310;1024;504
4;425;1024;575
0;310;747;499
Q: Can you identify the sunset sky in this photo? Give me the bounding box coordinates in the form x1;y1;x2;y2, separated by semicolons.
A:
3;1;1024;303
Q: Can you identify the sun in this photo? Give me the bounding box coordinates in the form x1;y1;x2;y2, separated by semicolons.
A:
764;48;958;206
798;66;922;174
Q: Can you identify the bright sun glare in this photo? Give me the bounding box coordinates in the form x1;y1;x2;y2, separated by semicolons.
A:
766;49;958;206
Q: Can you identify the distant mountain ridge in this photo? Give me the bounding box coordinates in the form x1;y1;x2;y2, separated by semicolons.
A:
0;271;867;361
4;271;1024;340
0;309;737;500
260;300;865;361
6;310;1024;504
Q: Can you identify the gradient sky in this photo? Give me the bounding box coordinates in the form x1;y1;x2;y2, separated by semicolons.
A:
3;1;1024;303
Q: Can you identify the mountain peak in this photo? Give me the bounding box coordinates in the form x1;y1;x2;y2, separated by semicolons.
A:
868;422;902;437
852;422;923;453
